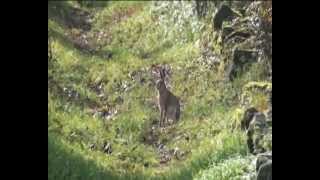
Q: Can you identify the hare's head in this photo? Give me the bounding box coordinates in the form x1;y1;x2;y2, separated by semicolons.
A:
156;79;166;90
156;68;166;90
151;65;168;91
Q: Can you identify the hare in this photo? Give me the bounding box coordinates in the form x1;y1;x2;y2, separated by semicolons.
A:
155;67;180;127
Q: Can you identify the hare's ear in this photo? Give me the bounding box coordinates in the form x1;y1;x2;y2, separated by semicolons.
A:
160;68;166;79
151;65;160;77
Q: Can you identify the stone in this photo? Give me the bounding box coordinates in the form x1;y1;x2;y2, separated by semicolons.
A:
234;49;258;64
247;112;268;154
256;152;272;172
225;30;251;42
264;107;272;126
89;143;96;150
103;142;112;154
221;26;234;40
228;49;258;81
213;4;237;30
249;112;267;130
241;107;259;130
257;160;272;180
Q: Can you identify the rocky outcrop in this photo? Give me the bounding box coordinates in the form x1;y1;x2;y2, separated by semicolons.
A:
240;105;272;179
213;4;238;30
240;81;272;109
241;105;271;155
212;5;272;169
240;84;272;154
210;2;272;81
241;107;259;130
228;49;259;81
256;152;272;180
257;160;272;180
247;112;269;154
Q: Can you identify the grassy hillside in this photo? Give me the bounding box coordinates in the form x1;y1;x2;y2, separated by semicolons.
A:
48;1;271;180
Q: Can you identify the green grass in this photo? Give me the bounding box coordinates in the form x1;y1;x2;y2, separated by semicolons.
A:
194;155;255;180
48;1;271;179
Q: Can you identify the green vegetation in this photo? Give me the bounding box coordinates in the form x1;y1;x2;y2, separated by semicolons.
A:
48;1;271;179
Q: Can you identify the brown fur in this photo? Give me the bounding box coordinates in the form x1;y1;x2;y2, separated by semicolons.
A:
156;68;180;127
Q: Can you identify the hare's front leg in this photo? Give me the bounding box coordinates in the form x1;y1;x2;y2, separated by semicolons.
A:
159;109;164;127
163;109;167;127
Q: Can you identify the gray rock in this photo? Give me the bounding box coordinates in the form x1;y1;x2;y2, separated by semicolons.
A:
229;48;258;81
241;107;259;130
89;143;96;150
103;142;112;154
247;112;268;154
158;143;165;150
249;112;267;130
213;4;237;30
264;108;272;126
225;30;251;42
269;91;272;105
257;160;272;180
221;26;234;40
256;152;272;172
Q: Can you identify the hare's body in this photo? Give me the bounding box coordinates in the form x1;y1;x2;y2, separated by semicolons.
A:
156;68;180;127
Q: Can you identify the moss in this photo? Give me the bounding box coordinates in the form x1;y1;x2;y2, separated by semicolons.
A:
243;81;272;91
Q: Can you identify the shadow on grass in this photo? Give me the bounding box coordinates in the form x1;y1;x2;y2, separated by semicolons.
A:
49;131;246;180
48;2;123;62
49;133;126;180
48;132;197;180
49;17;114;62
48;1;91;31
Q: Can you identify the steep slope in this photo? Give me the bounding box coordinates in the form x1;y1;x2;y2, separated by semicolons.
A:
48;1;272;180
